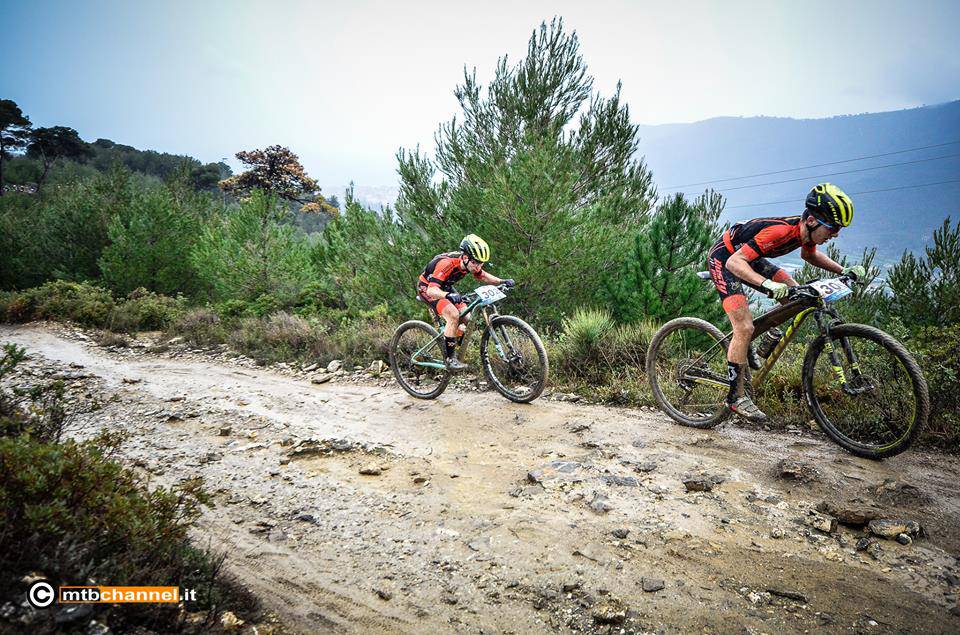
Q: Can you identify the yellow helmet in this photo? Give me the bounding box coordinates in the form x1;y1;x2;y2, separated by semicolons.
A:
459;234;490;262
805;183;854;228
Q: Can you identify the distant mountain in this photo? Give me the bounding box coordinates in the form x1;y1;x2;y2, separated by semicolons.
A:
320;184;400;213
637;100;960;268
329;101;959;267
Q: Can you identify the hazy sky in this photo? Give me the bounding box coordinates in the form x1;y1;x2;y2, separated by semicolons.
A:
3;0;959;184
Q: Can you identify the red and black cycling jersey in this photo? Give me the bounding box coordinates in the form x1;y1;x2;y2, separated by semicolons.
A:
418;252;483;291
721;215;816;261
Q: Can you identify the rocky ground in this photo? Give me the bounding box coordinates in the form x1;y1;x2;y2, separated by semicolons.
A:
2;322;960;634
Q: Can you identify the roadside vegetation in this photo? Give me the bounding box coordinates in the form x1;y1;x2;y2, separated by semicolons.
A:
2;18;959;453
0;344;265;632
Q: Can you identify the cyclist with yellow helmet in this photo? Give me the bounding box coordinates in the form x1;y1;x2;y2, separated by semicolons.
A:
707;183;866;422
417;234;515;371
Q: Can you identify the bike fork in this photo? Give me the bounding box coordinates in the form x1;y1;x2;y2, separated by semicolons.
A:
815;312;866;393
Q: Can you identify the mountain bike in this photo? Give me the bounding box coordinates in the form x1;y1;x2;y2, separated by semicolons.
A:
389;284;549;403
645;275;929;459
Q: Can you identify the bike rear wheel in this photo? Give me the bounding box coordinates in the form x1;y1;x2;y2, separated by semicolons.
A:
802;323;928;459
389;320;450;399
646;317;731;428
479;315;548;403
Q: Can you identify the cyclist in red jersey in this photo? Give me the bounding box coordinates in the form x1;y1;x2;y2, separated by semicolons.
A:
708;183;865;422
417;234;515;371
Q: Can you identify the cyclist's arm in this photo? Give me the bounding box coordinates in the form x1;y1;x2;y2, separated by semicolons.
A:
801;248;843;274
725;251;768;287
475;270;502;284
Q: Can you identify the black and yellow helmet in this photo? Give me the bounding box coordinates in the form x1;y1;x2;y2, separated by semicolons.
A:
805;183;854;228
459;234;490;263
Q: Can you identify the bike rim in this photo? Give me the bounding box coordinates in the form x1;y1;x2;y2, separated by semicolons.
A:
809;334;918;451
651;324;729;424
394;327;448;396
483;323;545;399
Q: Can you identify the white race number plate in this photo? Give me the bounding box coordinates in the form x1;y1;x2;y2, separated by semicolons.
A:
475;285;506;305
809;279;852;302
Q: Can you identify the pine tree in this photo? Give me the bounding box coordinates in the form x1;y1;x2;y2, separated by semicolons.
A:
381;18;657;327
607;192;724;325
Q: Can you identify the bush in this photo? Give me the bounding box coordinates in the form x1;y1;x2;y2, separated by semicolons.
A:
605;319;659;369
912;325;960;445
554;308;614;382
99;180;212;297
228;312;320;362
3;280;116;326
0;344;71;442
109;287;186;332
168;308;227;347
191;190;317;307
0;432;259;632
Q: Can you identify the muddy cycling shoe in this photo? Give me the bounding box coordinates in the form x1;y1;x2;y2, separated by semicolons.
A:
747;346;762;370
445;357;468;372
727;396;768;423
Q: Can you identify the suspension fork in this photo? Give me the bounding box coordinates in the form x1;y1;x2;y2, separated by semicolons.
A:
483;307;516;361
814;309;863;388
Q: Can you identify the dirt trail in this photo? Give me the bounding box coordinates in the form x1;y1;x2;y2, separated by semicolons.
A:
3;323;960;634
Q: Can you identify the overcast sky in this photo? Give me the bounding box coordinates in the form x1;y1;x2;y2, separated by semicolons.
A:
2;0;958;184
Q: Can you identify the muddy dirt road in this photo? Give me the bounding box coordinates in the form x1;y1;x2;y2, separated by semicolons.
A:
3;323;960;633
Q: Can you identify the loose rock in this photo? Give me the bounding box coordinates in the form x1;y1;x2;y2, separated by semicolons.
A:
868;518;922;539
591;598;627;624
777;459;820;483
805;512;838;534
641;578;665;592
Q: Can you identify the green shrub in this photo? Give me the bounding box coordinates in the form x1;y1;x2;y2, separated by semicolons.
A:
313;316;394;366
110;288;187;332
4;280;116;327
0;432;259;631
98;181;211;297
0;344;71;442
191;190;317;306
912;324;960;445
605;319;659;369
228;311;320;362
168;308;227;347
554;308;613;382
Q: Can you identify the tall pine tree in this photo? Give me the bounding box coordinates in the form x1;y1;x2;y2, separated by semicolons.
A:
607;191;725;325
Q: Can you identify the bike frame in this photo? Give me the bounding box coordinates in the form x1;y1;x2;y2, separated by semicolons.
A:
407;293;513;370
686;290;863;392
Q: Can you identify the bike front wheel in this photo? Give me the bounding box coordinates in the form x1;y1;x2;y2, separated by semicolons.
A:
646;317;732;428
802;323;929;459
389;320;450;399
479;315;549;403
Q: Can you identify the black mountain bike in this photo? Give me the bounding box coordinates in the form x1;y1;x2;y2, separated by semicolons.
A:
389;284;548;403
646;275;929;459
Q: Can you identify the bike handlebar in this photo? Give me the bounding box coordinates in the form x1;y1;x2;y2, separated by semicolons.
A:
462;283;513;304
777;274;859;301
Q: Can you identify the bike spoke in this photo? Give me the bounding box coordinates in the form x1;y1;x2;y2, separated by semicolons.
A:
810;333;917;450
393;326;448;397
484;322;545;400
650;323;729;426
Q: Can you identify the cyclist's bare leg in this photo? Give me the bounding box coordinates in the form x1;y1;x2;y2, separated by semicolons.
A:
723;296;768;421
724;299;753;367
440;304;460;338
